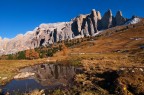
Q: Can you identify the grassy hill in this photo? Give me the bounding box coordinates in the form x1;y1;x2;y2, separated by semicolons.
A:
51;19;144;95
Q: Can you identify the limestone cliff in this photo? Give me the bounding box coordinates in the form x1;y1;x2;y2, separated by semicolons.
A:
0;9;140;55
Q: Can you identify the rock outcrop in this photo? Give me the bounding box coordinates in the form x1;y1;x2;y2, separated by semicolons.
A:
97;11;102;20
83;21;89;36
88;17;95;35
115;11;127;25
0;9;140;55
76;15;88;32
90;9;98;33
101;9;113;29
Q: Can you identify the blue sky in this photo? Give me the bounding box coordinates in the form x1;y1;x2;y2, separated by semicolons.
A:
0;0;144;38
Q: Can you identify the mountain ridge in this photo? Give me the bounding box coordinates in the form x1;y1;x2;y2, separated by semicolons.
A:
0;9;141;55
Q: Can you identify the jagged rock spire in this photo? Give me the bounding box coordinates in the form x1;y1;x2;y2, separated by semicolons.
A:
101;9;113;29
84;21;89;36
88;18;95;36
115;10;126;25
90;9;98;33
97;11;102;20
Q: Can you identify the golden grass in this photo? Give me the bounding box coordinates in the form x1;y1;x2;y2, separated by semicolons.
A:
59;24;144;54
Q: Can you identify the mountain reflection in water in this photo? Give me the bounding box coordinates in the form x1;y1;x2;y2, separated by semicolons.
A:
2;63;78;94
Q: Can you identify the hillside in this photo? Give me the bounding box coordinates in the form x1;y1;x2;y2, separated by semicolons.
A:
51;19;144;95
66;19;144;53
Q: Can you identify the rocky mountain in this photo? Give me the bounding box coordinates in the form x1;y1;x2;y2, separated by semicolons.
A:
0;9;141;55
115;11;127;25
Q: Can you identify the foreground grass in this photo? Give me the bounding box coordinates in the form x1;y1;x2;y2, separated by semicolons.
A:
49;49;144;95
52;52;144;95
0;54;69;86
0;50;144;95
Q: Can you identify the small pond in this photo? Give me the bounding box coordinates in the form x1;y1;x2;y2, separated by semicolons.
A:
1;63;80;94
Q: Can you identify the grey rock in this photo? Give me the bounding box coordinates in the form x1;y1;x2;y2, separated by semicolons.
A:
76;15;87;32
53;28;58;42
97;11;102;20
90;9;98;33
101;9;113;29
88;18;95;36
83;21;90;36
115;11;126;25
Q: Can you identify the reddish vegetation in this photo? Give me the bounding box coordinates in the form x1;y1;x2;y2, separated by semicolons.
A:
25;49;39;59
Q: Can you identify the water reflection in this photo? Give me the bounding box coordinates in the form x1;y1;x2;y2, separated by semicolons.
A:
2;64;77;94
21;64;76;86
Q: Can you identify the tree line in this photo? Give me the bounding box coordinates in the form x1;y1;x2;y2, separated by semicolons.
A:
0;36;100;60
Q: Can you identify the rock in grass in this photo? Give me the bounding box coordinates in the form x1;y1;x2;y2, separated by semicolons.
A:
25;89;45;95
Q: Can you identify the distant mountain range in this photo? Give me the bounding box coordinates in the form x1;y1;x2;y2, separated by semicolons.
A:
0;9;141;55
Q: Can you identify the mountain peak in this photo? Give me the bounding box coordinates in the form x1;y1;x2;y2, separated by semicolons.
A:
107;9;112;16
97;11;101;20
116;10;123;17
0;9;141;55
91;9;97;17
115;10;127;25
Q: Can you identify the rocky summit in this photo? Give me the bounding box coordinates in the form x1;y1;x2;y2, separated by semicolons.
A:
0;9;141;55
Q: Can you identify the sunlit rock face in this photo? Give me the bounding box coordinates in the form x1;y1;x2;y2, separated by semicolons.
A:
90;9;98;33
0;9;140;55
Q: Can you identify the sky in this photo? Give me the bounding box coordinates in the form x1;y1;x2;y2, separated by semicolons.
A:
0;0;144;39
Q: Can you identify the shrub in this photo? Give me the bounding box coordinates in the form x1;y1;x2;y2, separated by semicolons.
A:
25;49;39;59
7;54;14;60
46;49;53;57
17;51;26;59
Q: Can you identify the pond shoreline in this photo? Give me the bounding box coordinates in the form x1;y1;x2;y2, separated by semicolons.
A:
0;55;82;88
1;62;79;94
0;58;64;86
